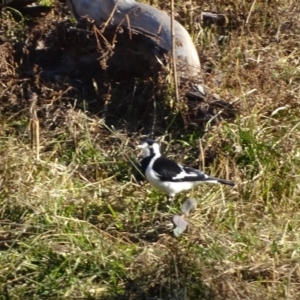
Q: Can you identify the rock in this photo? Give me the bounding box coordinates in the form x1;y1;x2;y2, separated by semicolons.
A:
67;0;201;79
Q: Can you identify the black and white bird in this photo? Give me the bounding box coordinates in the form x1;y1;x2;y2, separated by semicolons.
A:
138;139;235;198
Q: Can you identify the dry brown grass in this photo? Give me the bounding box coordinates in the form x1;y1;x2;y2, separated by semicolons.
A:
0;0;300;299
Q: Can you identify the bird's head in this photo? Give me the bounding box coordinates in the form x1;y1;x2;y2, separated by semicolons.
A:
137;139;161;157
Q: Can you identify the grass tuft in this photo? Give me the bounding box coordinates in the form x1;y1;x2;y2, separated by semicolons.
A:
0;0;300;299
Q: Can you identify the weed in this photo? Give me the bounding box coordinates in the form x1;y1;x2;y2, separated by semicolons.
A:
0;0;300;299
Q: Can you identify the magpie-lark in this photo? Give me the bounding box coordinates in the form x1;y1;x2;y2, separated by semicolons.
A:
138;139;235;198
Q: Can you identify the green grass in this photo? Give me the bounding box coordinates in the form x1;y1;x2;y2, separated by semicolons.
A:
1;0;300;299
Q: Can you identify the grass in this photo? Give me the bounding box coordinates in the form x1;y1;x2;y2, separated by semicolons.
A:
1;0;300;299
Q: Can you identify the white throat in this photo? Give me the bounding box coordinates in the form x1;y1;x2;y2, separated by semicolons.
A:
151;143;161;157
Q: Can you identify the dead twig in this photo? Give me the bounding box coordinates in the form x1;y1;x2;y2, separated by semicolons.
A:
171;0;180;103
246;0;256;25
101;0;120;32
29;93;40;161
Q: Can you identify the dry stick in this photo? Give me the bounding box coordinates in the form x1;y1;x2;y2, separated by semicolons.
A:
93;25;112;57
101;0;120;32
151;93;157;138
170;0;180;103
125;14;132;40
246;0;256;25
29;94;40;161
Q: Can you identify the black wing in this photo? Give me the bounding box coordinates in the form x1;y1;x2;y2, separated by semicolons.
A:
179;166;207;181
152;157;205;182
145;156;235;186
182;166;235;186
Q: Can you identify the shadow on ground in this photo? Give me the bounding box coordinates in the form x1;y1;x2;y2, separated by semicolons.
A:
0;3;236;138
101;246;215;300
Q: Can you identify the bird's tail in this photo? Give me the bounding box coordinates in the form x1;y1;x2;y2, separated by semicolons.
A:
204;177;235;187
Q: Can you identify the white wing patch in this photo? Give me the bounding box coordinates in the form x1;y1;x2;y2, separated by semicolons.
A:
172;165;200;180
153;170;163;179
